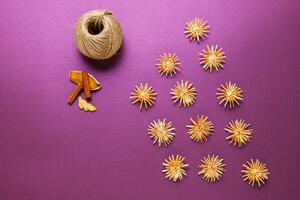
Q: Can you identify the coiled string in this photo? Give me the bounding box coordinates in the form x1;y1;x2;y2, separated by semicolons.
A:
74;10;122;60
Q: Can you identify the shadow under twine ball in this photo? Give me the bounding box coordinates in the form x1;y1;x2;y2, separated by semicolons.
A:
74;10;122;60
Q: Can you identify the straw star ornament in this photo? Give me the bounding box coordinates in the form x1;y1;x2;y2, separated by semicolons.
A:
162;154;188;182
216;82;243;108
171;80;197;107
156;53;181;76
242;159;269;187
225;119;253;147
130;83;157;109
184;18;209;42
199;45;226;72
186;115;214;142
148;119;175;147
198;155;226;182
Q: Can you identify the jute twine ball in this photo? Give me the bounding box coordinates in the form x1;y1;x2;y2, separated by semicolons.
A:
74;10;122;60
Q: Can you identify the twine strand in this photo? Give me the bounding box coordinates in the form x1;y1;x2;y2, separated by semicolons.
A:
94;10;111;31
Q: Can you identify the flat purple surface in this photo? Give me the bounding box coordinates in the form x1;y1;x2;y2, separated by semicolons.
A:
0;0;299;199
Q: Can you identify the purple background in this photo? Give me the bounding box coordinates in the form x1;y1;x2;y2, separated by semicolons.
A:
0;0;299;199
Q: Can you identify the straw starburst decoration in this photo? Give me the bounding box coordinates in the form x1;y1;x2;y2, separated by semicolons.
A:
156;53;180;76
171;80;197;107
199;45;226;72
216;82;243;108
198;155;226;182
148;119;175;147
130;83;157;109
186;115;214;142
242;159;270;187
162;154;188;182
225;119;253;147
184;18;209;42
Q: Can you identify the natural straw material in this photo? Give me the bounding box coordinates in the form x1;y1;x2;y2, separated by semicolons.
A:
74;10;122;60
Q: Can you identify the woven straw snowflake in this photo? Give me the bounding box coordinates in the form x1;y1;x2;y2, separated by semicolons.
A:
186;115;214;142
242;159;270;187
130;83;157;109
198;155;226;182
216;82;243;108
184;18;209;42
148;119;175;147
199;45;226;72
171;80;197;107
156;53;181;76
162;154;188;182
225;119;253;147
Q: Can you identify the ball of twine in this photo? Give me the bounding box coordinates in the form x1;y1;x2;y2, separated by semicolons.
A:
74;10;122;60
